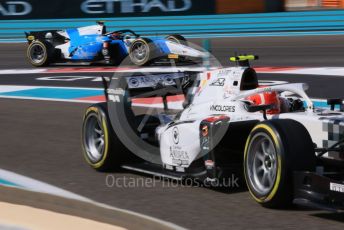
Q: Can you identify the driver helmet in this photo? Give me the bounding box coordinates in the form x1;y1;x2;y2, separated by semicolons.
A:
111;32;121;40
246;88;281;114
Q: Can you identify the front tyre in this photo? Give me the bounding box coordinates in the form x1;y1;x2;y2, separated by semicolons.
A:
27;40;53;67
82;103;127;171
244;119;316;208
129;38;153;66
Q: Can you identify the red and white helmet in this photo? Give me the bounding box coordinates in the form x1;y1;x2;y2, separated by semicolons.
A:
246;88;281;114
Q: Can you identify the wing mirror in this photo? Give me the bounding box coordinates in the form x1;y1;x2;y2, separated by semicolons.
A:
246;104;274;120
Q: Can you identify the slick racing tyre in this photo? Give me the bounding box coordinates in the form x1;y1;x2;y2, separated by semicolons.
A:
27;40;53;67
166;34;187;46
82;103;128;171
244;119;316;208
129;38;154;66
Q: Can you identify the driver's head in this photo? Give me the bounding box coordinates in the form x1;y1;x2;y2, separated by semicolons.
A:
111;32;121;39
246;89;281;114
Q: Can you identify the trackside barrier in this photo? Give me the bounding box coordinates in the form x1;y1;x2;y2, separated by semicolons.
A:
286;0;344;9
322;0;342;7
2;10;344;42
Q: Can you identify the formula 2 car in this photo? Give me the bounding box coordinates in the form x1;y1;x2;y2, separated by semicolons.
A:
25;21;205;67
82;56;344;210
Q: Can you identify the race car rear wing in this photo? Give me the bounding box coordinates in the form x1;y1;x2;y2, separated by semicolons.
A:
24;30;67;44
101;71;200;110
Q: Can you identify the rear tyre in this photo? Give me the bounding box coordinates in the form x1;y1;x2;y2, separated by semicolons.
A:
27;40;53;67
244;119;316;208
82;103;128;171
129;38;153;66
166;34;187;46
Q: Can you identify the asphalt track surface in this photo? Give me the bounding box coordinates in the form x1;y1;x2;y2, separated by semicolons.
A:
0;36;344;229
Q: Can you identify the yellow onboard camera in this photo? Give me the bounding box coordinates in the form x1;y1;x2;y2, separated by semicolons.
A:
229;55;259;67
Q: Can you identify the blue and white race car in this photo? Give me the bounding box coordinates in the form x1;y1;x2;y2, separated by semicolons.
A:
25;22;205;67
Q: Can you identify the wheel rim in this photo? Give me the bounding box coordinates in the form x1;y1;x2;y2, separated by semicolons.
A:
30;43;45;64
132;41;148;61
84;114;105;163
246;132;277;197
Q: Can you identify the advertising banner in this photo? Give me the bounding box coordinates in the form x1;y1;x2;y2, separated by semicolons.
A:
215;0;285;14
216;0;265;14
0;0;215;20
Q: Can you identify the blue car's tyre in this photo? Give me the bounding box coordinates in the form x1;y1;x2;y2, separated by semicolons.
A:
129;38;153;66
27;40;54;67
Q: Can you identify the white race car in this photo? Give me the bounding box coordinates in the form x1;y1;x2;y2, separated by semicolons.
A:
82;56;344;210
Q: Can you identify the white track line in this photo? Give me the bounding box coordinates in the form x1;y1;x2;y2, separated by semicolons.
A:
256;67;344;77
0;168;185;230
0;85;103;91
0;95;101;104
0;169;90;202
0;66;344;76
0;67;214;75
0;69;46;75
0;86;36;93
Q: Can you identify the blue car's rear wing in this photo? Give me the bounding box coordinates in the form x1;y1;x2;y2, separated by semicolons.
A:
24;30;67;44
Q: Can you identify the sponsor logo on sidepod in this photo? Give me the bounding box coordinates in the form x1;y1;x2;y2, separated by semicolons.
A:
210;105;235;112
